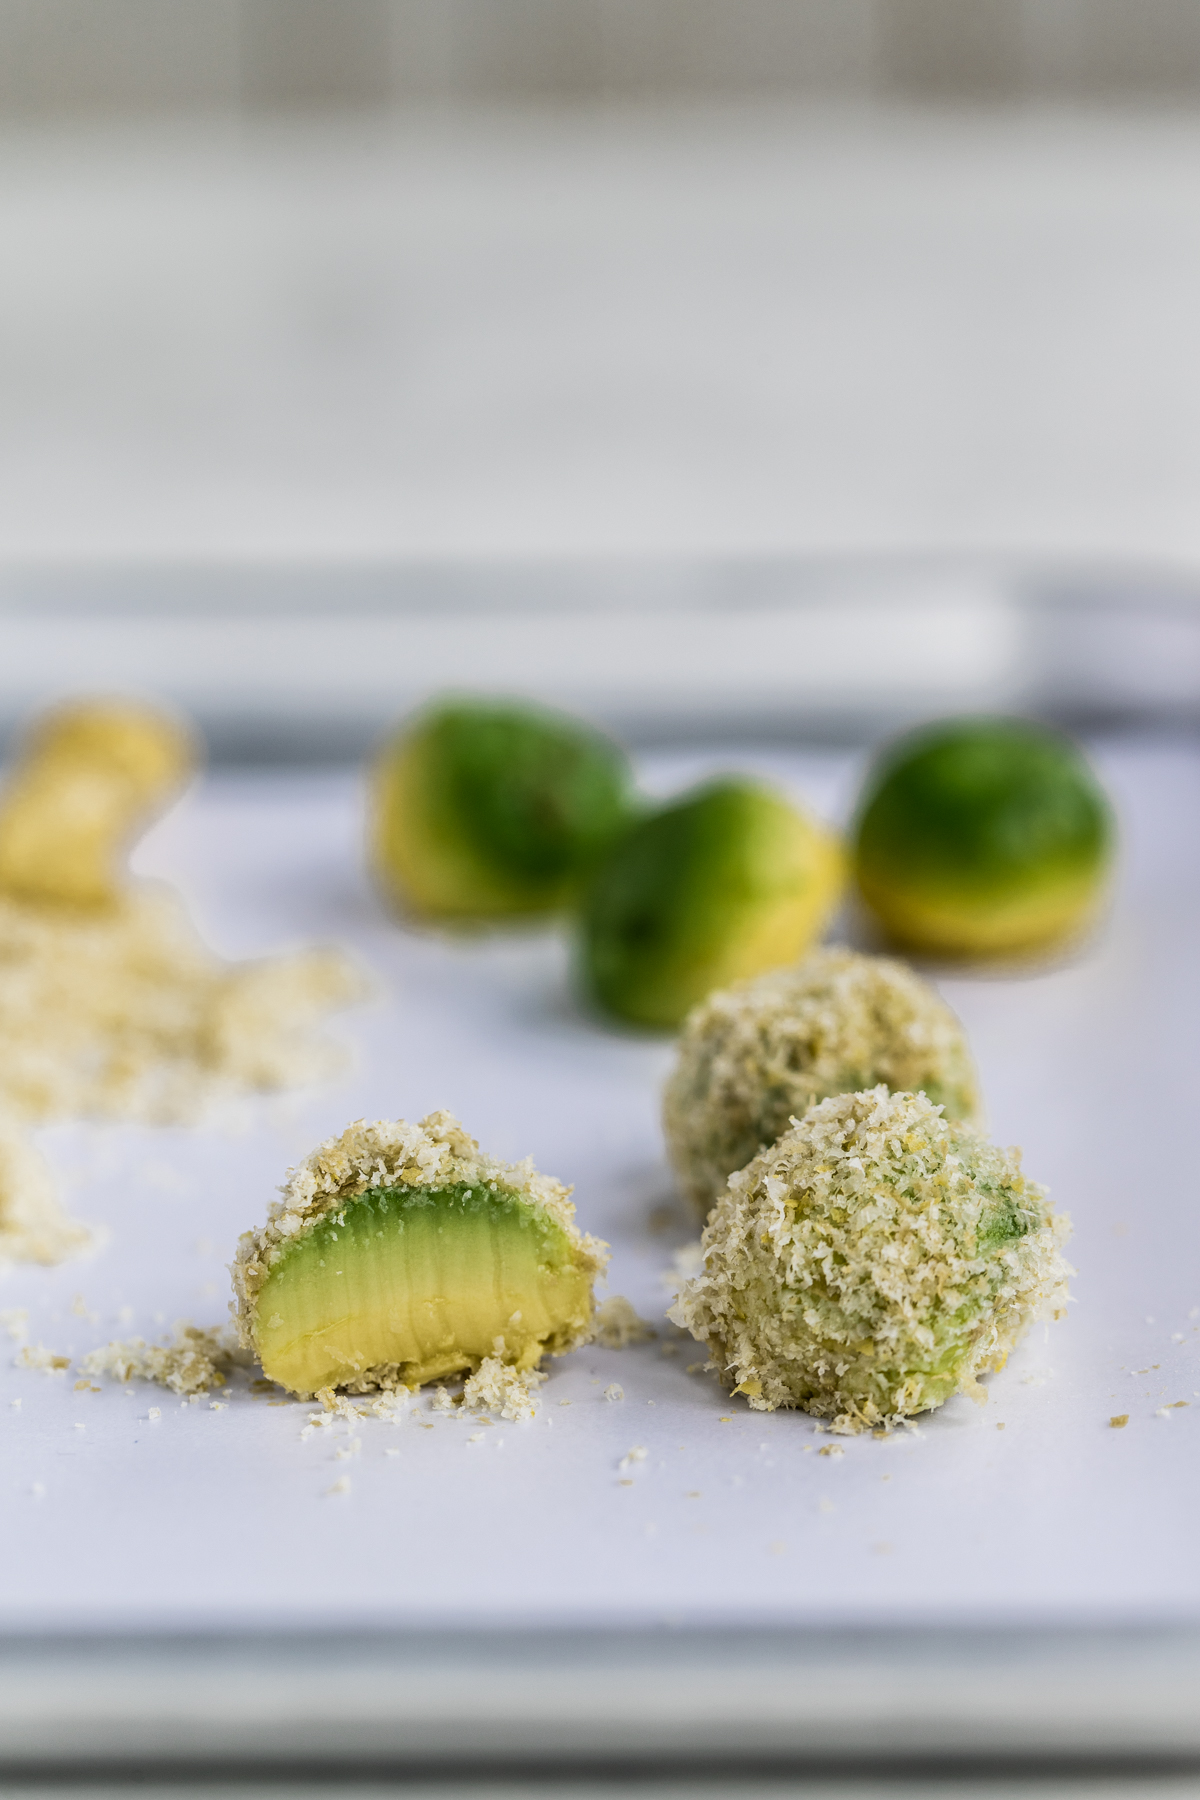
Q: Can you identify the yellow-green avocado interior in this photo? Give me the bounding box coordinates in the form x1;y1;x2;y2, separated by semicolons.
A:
253;1179;596;1397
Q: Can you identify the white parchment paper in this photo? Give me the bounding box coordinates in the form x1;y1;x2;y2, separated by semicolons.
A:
1;741;1196;1634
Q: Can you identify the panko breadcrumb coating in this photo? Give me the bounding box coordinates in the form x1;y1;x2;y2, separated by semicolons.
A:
669;1086;1070;1434
663;947;980;1214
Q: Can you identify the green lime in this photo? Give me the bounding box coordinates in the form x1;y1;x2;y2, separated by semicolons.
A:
580;777;844;1030
854;717;1115;958
369;698;638;923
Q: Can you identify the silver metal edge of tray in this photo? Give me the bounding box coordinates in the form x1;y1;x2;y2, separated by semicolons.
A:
0;1624;1198;1771
0;555;1198;759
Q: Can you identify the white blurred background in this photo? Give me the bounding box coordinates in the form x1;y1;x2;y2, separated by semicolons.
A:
2;2;1200;746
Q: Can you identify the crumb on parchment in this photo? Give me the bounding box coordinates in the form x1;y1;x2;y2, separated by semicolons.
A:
80;1324;253;1396
0;1116;92;1269
14;1343;70;1374
591;1295;656;1348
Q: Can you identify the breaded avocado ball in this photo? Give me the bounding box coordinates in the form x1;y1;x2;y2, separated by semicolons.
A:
579;777;844;1031
663;947;980;1215
233;1109;607;1398
669;1086;1070;1433
854;717;1115;960
369;698;637;924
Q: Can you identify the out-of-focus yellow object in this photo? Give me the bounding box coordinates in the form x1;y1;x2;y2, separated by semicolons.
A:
0;699;196;909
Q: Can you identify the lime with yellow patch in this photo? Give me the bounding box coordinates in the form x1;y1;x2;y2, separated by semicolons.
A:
579;777;844;1030
369;698;637;923
853;717;1114;959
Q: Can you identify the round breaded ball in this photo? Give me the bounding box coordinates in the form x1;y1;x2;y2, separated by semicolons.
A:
663;948;980;1215
669;1086;1070;1434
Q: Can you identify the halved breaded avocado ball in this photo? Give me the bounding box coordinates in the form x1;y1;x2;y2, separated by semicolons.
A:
664;947;980;1215
669;1086;1071;1433
369;698;638;923
232;1110;607;1397
854;717;1115;960
579;778;844;1031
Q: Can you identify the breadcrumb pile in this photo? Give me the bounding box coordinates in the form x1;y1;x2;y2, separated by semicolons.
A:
0;886;364;1128
80;1324;252;1396
461;1356;546;1419
663;947;980;1214
669;1086;1070;1434
232;1109;609;1383
0;1113;92;1267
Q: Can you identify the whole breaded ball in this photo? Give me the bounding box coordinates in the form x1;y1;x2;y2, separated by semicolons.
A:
669;1086;1070;1434
663;947;980;1215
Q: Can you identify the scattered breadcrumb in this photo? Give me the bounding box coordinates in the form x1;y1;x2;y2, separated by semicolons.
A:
462;1356;545;1420
0;1117;92;1268
80;1324;252;1396
617;1445;647;1474
1110;1414;1129;1428
592;1295;656;1348
604;1384;625;1402
0;886;366;1132
326;1476;351;1496
14;1343;70;1374
818;1445;844;1459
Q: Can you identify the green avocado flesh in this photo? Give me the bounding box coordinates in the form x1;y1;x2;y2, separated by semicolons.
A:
253;1182;594;1396
854;718;1114;956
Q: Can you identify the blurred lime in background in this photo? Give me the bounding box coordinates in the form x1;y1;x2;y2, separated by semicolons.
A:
580;777;844;1030
853;717;1115;960
369;698;637;924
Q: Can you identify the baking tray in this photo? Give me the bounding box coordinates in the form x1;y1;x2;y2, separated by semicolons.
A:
2;731;1199;1772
